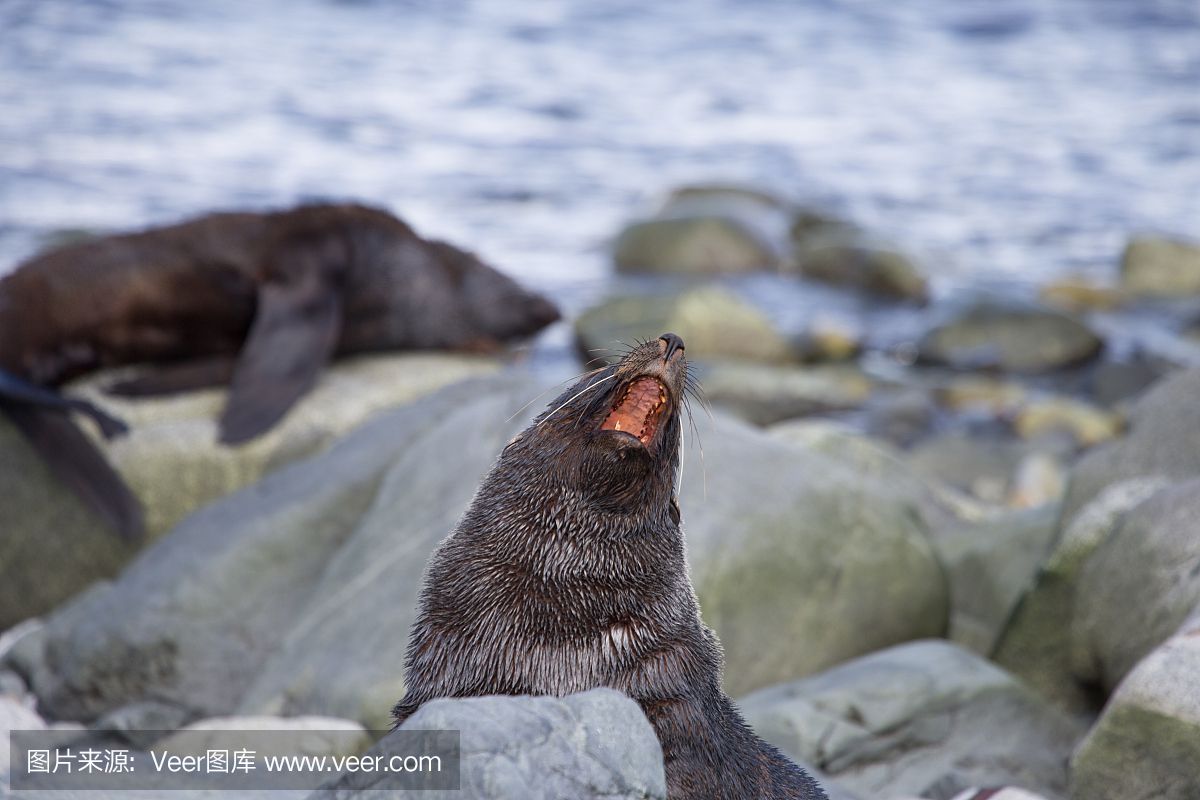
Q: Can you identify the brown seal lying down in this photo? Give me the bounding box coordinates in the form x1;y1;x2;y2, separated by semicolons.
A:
393;334;827;800
0;203;560;539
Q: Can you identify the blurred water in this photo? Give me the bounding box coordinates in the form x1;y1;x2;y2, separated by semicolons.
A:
1;0;1198;342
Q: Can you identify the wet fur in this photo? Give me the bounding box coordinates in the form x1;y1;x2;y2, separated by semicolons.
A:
393;339;826;800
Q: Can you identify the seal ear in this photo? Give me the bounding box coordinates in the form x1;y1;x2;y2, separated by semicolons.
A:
218;237;346;445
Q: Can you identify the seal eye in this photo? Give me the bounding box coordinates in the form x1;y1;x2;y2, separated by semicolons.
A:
600;376;668;446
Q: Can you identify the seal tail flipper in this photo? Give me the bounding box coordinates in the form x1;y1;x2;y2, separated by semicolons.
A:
1;400;144;541
218;236;344;445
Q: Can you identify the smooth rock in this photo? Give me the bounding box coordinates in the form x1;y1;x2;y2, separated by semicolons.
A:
862;388;938;448
1006;452;1067;509
1069;611;1200;800
0;353;499;630
1;695;46;778
574;287;793;364
793;237;928;303
908;431;1029;505
933;504;1060;655
918;304;1103;373
1013;398;1123;448
951;790;1052;800
612;183;797;276
1120;235;1200;296
1061;367;1200;523
1070;479;1200;693
935;377;1027;415
1038;277;1124;311
320;689;667;799
740;640;1085;800
992;477;1173;714
793;317;864;363
94;700;194;749
698;361;875;426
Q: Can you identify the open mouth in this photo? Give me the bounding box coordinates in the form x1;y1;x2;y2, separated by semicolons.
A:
600;376;669;446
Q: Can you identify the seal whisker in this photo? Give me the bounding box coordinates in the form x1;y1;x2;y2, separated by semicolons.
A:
506;366;606;423
535;373;616;429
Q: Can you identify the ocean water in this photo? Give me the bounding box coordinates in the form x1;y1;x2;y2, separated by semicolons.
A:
1;0;1198;363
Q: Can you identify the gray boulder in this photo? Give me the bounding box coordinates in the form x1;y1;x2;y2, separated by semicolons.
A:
935;505;1060;655
698;361;875;426
918;304;1103;373
320;689;666;799
613;184;792;275
1062;367;1200;523
1070;479;1200;693
1070;611;1200;800
792;237;928;303
992;478;1173;714
0;353;499;630
739;640;1086;800
574;287;794;365
1120;234;1200;296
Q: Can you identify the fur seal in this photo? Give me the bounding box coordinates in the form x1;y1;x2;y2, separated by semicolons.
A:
393;334;827;800
0;203;559;538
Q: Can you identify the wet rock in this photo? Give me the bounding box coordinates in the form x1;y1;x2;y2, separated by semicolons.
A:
685;414;947;694
918;304;1103;373
1013;398;1123;448
992;478;1173;714
613;185;793;275
1086;358;1171;408
1061;367;1200;523
933;504;1060;655
1006;452;1067;509
740;640;1085;800
935;376;1028;416
1070;479;1200;694
908;431;1028;505
0;353;500;630
862;388;938;448
1120;234;1200;296
574;287;793;364
1038;277;1124;311
792;236;928;303
15;376;945;726
95;700;194;749
323;689;666;799
951;790;1053;800
698;361;875;426
1069;611;1200;800
793;317;863;363
1;694;47;782
614;216;779;275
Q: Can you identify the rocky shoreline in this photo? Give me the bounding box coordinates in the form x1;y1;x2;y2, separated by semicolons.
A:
3;185;1200;799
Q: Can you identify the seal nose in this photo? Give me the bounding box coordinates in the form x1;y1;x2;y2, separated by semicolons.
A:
659;332;685;362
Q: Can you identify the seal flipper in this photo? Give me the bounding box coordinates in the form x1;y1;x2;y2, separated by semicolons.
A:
1;400;144;540
218;242;344;445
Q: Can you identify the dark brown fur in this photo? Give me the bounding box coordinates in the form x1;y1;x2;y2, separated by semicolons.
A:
0;203;559;537
393;335;826;800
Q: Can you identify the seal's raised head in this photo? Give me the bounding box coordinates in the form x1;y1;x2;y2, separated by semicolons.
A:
508;333;687;509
